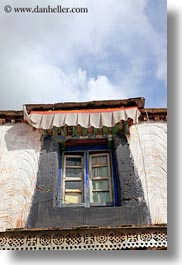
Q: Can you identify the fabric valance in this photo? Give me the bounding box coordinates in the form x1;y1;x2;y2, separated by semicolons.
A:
23;106;141;130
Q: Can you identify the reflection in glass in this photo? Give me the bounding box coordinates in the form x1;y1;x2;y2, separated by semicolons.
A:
92;180;109;190
65;193;82;204
92;155;107;166
66;157;82;167
92;167;108;177
91;192;110;203
65;181;82;190
66;168;82;178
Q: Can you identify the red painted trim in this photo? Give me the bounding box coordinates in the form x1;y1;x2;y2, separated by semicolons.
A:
66;138;107;147
30;106;138;115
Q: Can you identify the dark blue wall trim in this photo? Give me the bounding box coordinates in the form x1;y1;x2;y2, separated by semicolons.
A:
111;148;119;206
85;151;90;207
57;152;62;207
65;145;109;151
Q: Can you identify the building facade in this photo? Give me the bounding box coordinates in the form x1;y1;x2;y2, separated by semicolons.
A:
0;97;167;250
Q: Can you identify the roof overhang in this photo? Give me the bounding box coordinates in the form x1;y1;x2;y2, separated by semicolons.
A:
23;97;144;130
24;97;145;113
0;98;167;125
23;106;140;130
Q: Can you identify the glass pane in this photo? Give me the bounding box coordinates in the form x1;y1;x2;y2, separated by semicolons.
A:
66;157;82;167
66;168;82;178
92;180;109;191
92;166;108;177
92;155;107;166
91;192;111;203
65;181;82;190
65;193;82;204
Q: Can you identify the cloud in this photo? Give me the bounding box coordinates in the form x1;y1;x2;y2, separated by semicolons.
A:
156;55;167;85
0;0;167;109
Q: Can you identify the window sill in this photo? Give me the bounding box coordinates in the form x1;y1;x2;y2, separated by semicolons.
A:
59;202;114;208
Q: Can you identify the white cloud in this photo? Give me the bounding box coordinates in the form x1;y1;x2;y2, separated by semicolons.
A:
86;75;127;101
156;58;167;85
0;0;166;109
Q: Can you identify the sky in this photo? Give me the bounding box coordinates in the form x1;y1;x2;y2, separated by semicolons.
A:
0;0;167;110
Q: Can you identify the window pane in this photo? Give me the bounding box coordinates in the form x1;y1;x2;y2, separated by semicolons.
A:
66;168;82;178
65;193;82;204
92;180;109;191
66;157;82;167
92;155;107;166
65;181;82;190
92;166;108;177
91;192;110;203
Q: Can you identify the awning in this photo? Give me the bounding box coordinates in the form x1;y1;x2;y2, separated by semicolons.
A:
23;106;141;130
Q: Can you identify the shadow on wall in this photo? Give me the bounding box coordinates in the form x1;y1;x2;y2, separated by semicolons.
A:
26;133;151;229
4;123;41;151
113;133;151;224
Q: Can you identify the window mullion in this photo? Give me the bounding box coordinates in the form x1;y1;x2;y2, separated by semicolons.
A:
85;150;90;207
107;153;113;202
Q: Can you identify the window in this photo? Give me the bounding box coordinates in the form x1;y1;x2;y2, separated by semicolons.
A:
63;154;84;204
60;149;115;207
89;153;112;204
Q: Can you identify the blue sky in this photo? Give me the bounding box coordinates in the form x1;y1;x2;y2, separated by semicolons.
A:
0;0;167;109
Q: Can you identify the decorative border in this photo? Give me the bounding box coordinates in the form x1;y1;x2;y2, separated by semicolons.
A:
0;227;167;250
30;106;138;115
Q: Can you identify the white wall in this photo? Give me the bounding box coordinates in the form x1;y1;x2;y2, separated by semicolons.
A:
0;121;167;230
0;123;41;231
128;122;167;224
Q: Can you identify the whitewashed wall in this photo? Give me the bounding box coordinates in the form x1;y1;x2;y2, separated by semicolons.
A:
0;121;167;231
127;122;167;224
0;123;41;231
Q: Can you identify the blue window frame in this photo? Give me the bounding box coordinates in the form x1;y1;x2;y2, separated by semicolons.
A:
58;143;118;207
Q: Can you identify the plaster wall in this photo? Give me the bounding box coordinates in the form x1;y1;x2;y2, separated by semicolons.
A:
128;122;167;224
0;123;41;231
0;121;167;231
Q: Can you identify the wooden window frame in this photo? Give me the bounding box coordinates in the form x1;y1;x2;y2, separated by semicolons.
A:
61;149;114;207
62;154;84;206
89;152;113;206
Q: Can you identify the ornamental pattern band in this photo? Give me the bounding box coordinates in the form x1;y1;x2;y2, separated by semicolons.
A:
0;228;167;250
